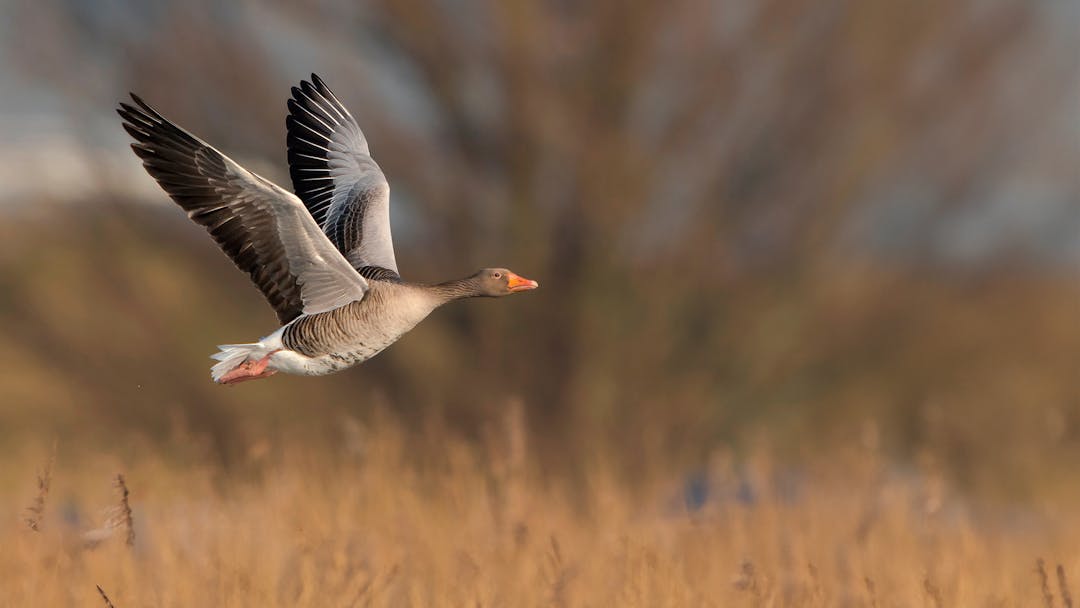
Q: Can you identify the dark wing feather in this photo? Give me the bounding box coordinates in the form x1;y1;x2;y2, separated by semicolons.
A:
286;73;400;279
118;94;369;324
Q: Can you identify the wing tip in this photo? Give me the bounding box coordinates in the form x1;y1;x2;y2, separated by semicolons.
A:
128;93;160;118
311;73;330;93
296;73;340;107
117;93;167;132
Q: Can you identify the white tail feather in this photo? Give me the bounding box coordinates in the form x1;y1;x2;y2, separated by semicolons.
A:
210;343;263;383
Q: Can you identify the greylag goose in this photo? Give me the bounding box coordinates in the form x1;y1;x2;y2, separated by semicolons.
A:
117;74;538;384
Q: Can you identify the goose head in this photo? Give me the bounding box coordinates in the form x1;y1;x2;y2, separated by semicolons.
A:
473;268;539;297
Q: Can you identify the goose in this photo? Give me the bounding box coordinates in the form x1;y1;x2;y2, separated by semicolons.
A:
117;74;538;384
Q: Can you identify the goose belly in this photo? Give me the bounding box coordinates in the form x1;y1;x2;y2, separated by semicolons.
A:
270;337;399;376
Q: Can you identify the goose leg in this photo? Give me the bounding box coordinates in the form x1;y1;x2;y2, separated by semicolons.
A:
219;350;281;385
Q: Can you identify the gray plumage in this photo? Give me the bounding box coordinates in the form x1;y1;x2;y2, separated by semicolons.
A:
283;283;437;361
117;74;538;384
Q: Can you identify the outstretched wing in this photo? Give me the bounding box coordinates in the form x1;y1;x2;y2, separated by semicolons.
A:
286;73;400;281
118;94;369;324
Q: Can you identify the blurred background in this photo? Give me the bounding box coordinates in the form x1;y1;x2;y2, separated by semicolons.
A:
1;0;1078;502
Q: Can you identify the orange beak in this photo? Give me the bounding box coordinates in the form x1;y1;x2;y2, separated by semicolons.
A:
507;272;539;292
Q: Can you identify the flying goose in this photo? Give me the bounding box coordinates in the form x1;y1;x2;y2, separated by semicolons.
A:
117;74;538;384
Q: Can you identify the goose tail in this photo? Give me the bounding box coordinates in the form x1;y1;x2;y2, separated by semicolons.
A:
210;343;265;383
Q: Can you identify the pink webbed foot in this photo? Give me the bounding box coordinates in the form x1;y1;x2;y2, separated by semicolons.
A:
218;350;281;385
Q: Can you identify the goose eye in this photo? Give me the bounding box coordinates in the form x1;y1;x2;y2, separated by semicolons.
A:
492;272;502;279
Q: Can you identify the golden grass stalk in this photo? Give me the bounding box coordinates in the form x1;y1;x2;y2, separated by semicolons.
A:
82;474;135;549
95;585;116;608
1038;558;1056;608
113;474;134;548
23;447;54;532
545;535;570;607
1058;565;1074;608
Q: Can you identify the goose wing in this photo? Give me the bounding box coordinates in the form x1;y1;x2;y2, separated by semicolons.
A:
118;94;369;324
286;74;400;281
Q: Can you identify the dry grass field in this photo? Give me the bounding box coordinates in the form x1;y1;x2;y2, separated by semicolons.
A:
3;409;1077;608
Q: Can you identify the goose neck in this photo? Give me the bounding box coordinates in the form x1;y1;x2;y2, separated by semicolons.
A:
431;276;482;302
